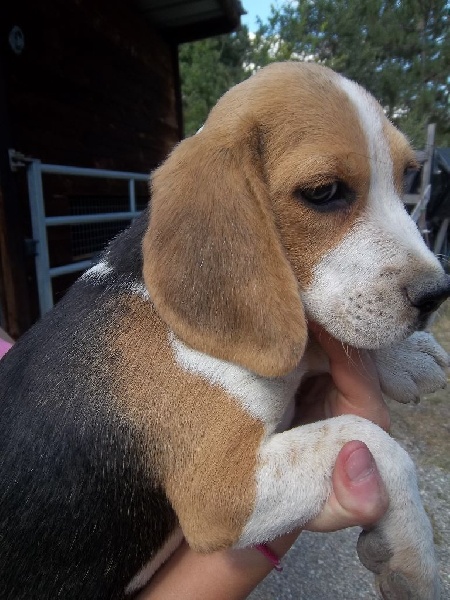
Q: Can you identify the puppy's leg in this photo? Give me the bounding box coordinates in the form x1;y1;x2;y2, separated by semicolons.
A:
371;331;448;404
236;415;439;600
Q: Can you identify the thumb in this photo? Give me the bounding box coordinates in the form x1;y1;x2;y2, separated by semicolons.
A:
306;441;389;532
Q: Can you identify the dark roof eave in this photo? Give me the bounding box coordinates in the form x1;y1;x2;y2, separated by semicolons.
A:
134;0;245;44
163;13;242;44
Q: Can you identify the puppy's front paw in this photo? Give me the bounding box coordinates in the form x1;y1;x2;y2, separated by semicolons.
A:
371;332;448;404
357;527;440;600
354;435;440;600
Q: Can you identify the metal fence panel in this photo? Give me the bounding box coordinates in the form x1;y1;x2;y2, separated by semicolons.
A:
26;159;148;316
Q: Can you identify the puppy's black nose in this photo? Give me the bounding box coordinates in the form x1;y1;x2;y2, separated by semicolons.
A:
408;276;450;317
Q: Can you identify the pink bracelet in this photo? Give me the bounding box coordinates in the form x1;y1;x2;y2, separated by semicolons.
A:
254;543;283;572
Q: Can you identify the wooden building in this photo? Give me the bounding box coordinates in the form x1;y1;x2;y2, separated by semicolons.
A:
0;0;243;338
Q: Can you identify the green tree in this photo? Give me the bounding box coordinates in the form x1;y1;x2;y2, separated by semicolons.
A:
253;0;450;146
179;28;252;136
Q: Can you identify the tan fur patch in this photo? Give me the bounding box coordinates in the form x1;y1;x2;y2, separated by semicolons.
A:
112;295;264;552
143;127;307;378
202;63;373;287
142;63;376;376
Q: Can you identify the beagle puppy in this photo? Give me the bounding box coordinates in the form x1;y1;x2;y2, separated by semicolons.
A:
1;62;449;600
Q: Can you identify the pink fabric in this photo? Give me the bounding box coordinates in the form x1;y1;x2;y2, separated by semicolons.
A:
0;338;12;359
254;543;283;572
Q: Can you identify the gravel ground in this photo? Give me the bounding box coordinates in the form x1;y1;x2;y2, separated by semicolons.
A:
248;528;379;599
249;306;450;600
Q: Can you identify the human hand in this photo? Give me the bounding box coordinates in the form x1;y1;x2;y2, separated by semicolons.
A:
138;326;390;600
300;323;389;532
138;447;387;600
295;322;391;432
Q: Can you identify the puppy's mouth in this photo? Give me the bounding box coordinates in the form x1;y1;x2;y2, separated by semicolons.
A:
308;295;427;350
303;273;450;350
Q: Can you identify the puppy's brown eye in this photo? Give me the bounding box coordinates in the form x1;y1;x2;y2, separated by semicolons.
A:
294;182;354;212
303;183;338;203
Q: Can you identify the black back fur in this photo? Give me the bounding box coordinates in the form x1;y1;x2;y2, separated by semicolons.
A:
0;211;177;599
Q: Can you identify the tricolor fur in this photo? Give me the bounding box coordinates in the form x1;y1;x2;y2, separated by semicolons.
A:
0;62;448;600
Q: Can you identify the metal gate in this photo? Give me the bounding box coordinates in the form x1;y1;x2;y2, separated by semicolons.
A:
11;152;148;317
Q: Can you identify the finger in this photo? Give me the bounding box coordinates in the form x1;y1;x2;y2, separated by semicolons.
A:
310;322;379;397
309;323;390;431
306;441;389;532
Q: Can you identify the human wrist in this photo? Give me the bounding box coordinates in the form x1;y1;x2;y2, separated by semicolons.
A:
138;532;301;600
226;528;300;574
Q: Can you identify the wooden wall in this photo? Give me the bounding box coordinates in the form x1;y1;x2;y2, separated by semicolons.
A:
2;0;180;170
0;0;181;336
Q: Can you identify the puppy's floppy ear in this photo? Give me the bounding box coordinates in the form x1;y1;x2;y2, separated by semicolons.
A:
143;127;307;377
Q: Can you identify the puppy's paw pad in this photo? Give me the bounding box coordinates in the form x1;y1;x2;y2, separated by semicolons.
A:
357;529;392;575
371;332;449;403
358;530;440;599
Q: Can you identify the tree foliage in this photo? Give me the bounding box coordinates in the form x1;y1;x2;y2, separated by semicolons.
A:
179;28;252;136
179;1;450;145
255;0;450;146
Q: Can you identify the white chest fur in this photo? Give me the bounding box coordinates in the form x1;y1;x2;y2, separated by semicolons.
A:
170;333;326;432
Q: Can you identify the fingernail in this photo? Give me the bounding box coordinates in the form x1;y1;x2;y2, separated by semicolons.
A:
345;445;376;482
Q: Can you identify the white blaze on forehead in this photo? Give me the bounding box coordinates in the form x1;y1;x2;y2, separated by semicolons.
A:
336;74;440;262
338;77;394;197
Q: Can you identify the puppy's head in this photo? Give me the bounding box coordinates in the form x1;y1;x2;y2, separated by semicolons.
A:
143;62;449;376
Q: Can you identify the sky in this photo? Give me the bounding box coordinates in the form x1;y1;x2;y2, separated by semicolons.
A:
240;0;277;31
